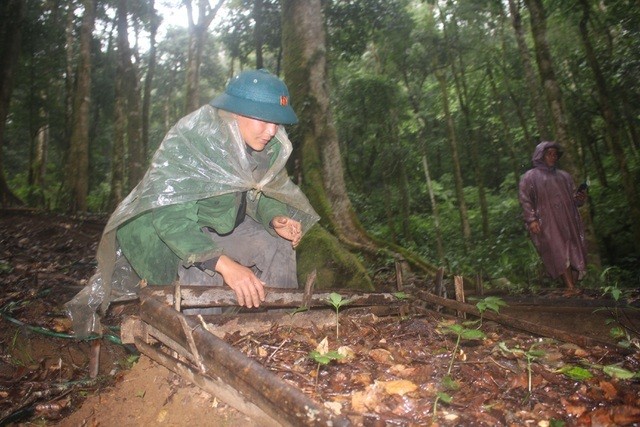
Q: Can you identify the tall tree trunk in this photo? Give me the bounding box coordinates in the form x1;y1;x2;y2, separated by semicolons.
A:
116;0;144;190
507;0;551;142
253;0;264;69
435;70;472;248
439;5;489;239
142;0;159;160
65;0;95;212
524;0;601;268
382;179;398;244
0;0;24;206
64;2;75;145
421;153;444;262
486;65;520;190
184;0;225;113
281;0;375;251
578;0;640;250
109;0;129;210
398;157;412;242
28;105;48;207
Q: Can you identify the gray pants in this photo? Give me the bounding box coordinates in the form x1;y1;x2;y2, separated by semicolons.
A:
178;216;298;289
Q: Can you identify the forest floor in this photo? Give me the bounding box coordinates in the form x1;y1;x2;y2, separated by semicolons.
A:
1;209;639;426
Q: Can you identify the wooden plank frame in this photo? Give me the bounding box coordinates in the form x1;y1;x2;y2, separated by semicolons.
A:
128;293;352;427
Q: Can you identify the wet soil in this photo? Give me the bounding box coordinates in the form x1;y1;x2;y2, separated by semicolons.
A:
1;210;639;426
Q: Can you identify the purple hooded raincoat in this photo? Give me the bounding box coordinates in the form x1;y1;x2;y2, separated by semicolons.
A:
518;141;587;279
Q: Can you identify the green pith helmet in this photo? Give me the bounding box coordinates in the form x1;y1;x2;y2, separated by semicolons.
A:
210;69;298;125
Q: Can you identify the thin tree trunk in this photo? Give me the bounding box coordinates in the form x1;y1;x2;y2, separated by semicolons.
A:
281;0;376;251
253;0;264;69
28;106;48;207
486;65;520;190
184;0;225;113
64;3;75;146
142;0;159;160
65;0;95;213
116;0;144;190
109;0;129;210
507;0;551;142
398;158;412;242
0;0;24;206
524;0;601;268
382;179;398;244
435;70;472;247
578;0;640;250
439;6;489;239
421;153;444;262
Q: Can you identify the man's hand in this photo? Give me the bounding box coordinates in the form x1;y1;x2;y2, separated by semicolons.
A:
575;190;587;204
529;220;541;234
271;216;302;248
214;255;265;308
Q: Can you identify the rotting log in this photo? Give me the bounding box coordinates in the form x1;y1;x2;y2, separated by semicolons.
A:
127;294;351;427
414;290;620;349
141;285;400;309
493;295;640;308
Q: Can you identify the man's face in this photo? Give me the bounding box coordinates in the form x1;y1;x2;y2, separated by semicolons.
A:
234;114;278;151
543;147;558;167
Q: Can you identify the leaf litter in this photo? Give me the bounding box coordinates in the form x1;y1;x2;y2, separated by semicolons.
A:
219;308;640;425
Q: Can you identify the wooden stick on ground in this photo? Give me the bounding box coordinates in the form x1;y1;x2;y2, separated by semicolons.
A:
415;289;621;350
454;275;466;319
302;269;317;309
89;339;100;379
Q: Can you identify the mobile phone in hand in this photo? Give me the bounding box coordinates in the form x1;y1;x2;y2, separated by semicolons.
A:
577;182;588;193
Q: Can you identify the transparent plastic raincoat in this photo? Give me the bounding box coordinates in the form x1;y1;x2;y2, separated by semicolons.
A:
65;105;319;338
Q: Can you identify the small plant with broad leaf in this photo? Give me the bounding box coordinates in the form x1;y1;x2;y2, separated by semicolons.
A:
308;337;344;389
498;342;546;393
326;292;350;340
438;320;486;375
597;267;639;349
432;320;484;420
471;296;507;325
393;291;409;300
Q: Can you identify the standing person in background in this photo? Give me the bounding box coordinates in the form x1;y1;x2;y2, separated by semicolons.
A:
518;141;588;294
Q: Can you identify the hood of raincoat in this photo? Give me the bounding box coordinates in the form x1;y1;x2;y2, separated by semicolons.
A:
532;141;563;169
65;105;319;337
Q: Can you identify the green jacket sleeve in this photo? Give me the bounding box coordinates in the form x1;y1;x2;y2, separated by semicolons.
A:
255;194;289;231
151;201;222;265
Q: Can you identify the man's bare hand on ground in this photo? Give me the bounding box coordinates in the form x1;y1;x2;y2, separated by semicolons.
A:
214;255;266;308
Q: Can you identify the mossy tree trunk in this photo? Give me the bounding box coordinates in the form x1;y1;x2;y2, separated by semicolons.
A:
281;0;376;252
281;0;375;289
281;0;440;287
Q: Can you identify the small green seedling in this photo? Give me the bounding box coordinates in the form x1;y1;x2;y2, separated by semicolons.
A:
439;321;485;375
432;391;453;422
309;337;344;389
393;291;409;300
555;365;593;381
601;364;638;380
475;296;507;314
327;292;351;340
290;305;309;316
474;296;507;325
498;342;545;393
